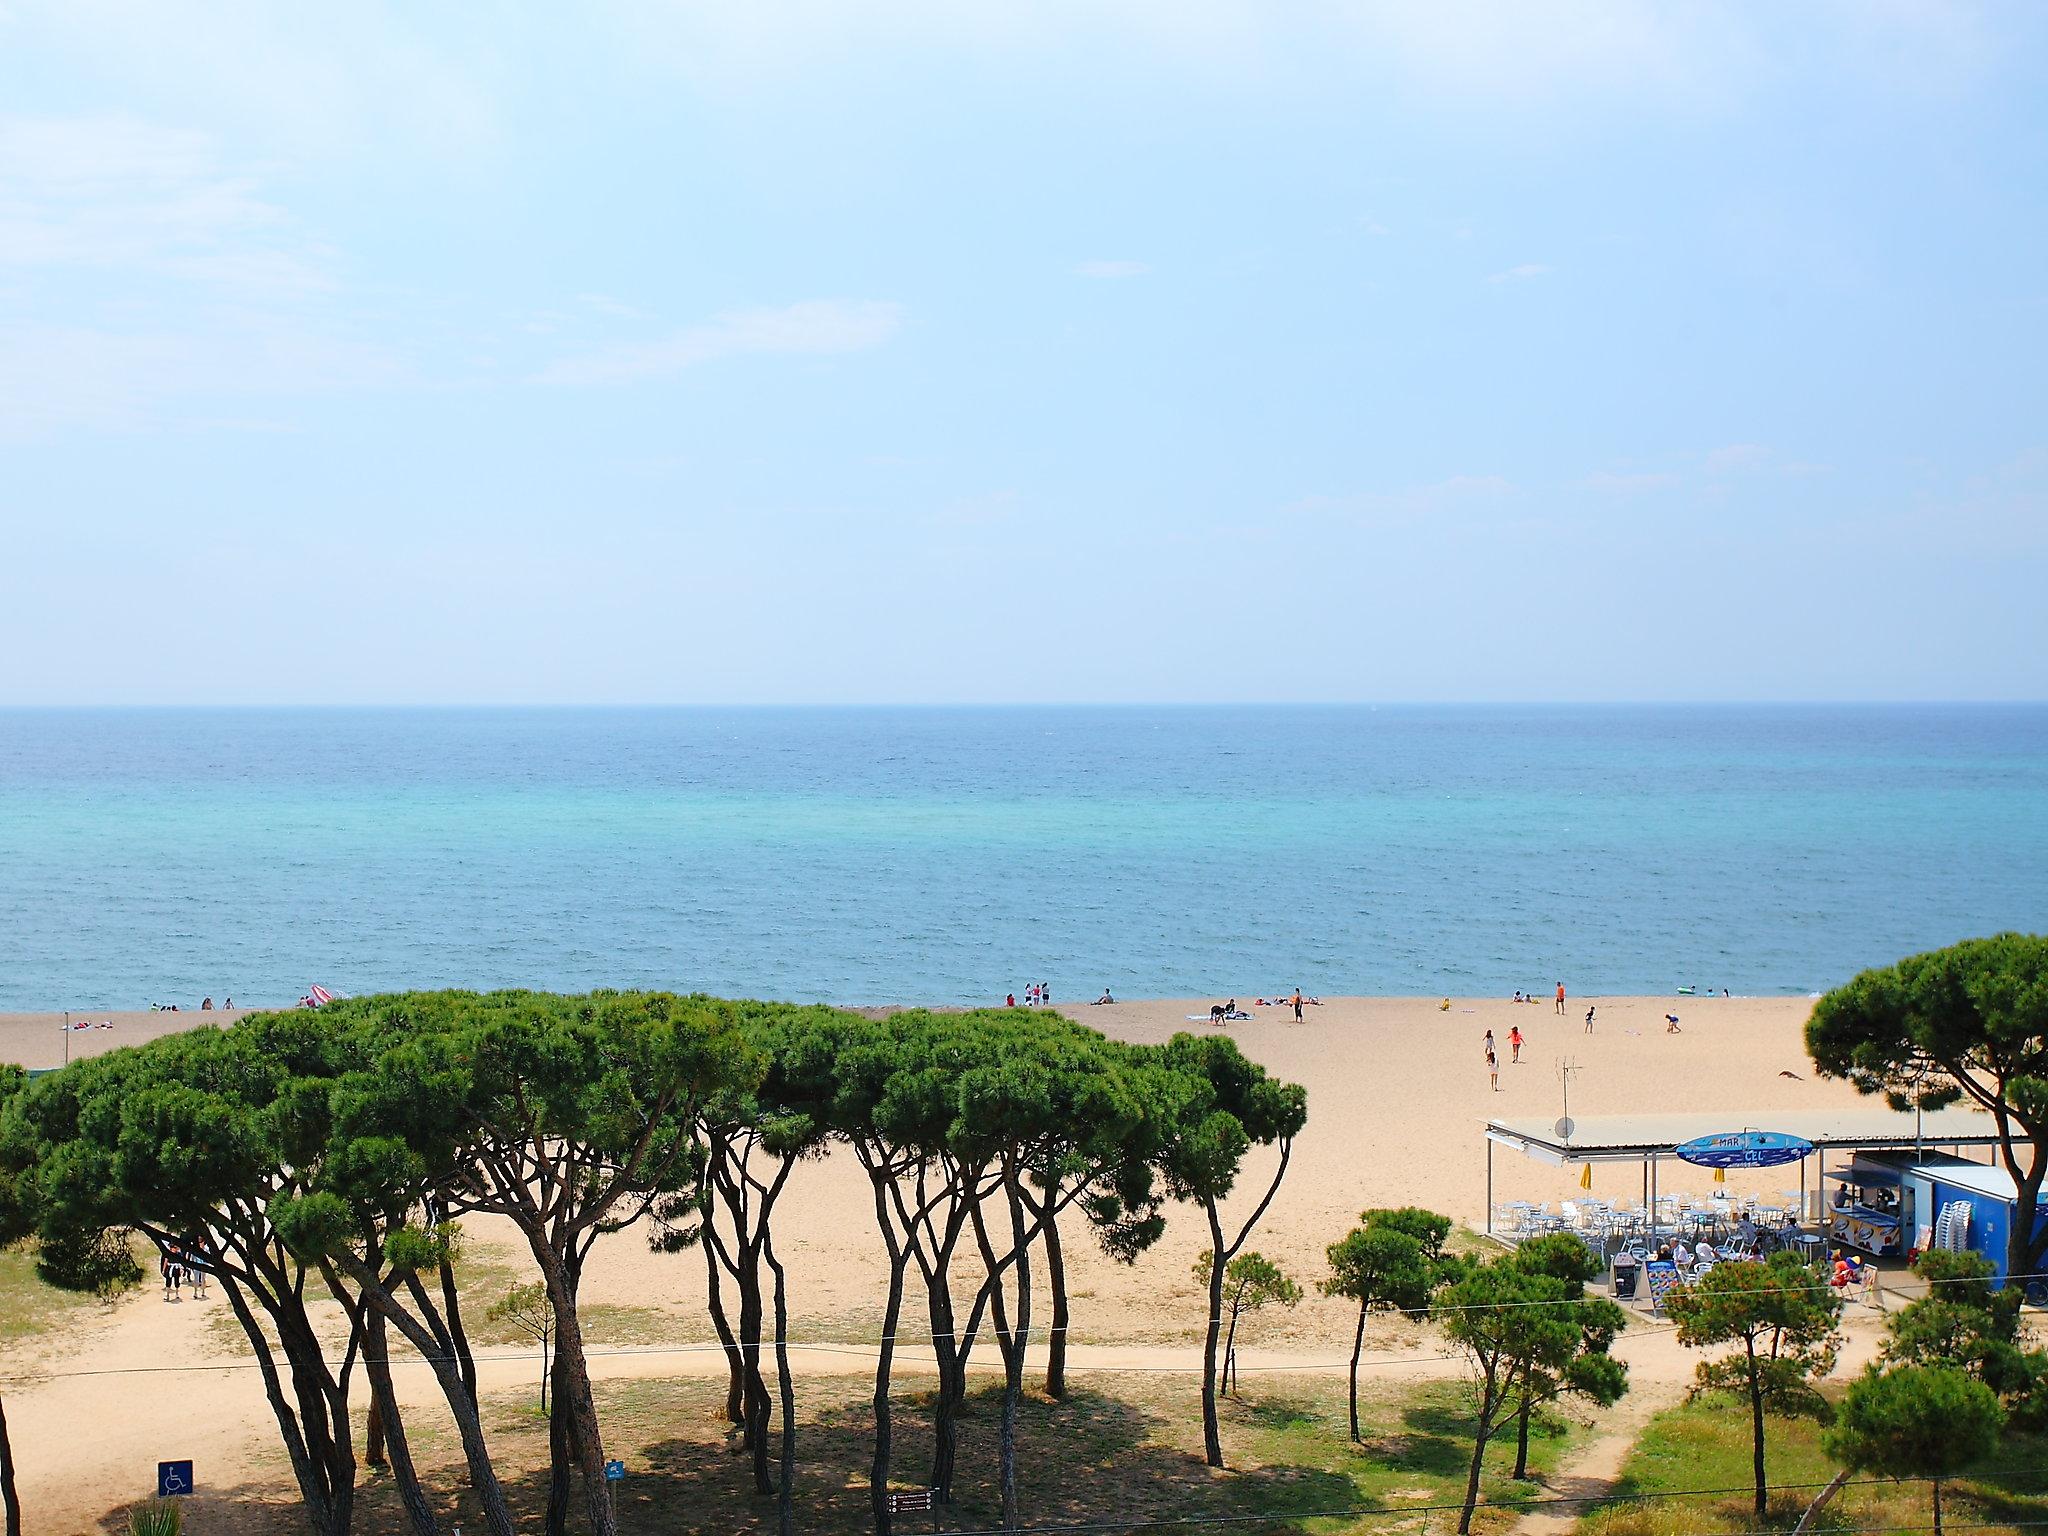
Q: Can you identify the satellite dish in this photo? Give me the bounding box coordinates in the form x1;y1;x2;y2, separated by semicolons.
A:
1554;1116;1576;1141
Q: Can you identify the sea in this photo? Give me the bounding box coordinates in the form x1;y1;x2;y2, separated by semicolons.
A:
0;705;2043;1012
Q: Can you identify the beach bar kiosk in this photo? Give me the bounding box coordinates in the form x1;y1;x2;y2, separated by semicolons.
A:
1829;1151;2046;1286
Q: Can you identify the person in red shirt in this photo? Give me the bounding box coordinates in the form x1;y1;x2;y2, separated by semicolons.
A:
1554;981;1566;1015
1508;1025;1523;1063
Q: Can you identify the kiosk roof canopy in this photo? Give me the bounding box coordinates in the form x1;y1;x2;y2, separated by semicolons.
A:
1486;1106;1998;1165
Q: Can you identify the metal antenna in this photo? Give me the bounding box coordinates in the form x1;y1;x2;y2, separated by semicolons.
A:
1555;1056;1579;1123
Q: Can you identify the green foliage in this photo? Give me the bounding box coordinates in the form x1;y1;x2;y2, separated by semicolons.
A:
1828;1364;2004;1484
1433;1257;1612;1531
1807;934;2048;1275
126;1499;182;1536
1667;1252;1845;1517
1361;1205;1454;1263
1882;1250;2048;1429
1668;1253;1844;1416
490;1280;553;1338
0;989;1333;1536
1153;1033;1308;1204
1323;1223;1432;1314
1194;1249;1303;1313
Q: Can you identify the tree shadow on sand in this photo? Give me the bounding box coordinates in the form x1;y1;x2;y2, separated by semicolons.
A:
458;1376;1357;1535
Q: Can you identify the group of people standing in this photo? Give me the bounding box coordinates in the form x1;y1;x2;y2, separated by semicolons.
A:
1481;1024;1526;1090
1006;982;1053;1007
159;1241;208;1301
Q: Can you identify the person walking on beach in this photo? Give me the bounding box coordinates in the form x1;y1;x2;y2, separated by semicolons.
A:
1483;1028;1495;1060
1486;1044;1499;1091
1291;988;1303;1022
1584;1005;1596;1034
1508;1025;1523;1063
1554;981;1566;1016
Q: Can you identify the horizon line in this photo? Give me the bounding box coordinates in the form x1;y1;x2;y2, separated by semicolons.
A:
2;699;2045;711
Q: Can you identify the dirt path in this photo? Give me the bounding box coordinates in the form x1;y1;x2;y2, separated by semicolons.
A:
1508;1380;1681;1536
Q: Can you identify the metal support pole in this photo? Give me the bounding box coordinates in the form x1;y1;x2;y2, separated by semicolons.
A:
1486;1138;1494;1237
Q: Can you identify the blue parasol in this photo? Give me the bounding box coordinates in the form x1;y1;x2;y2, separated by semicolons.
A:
1674;1129;1813;1170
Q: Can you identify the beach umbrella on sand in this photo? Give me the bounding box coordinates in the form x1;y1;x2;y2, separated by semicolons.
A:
1674;1129;1813;1170
305;985;335;1008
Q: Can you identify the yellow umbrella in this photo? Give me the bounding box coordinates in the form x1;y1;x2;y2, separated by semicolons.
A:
1579;1163;1593;1190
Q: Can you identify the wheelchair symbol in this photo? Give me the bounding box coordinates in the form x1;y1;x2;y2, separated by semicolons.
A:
158;1460;194;1497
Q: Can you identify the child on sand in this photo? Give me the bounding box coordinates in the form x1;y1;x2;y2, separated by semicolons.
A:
1487;1046;1499;1091
1665;1013;1682;1033
1555;981;1566;1015
1508;1025;1523;1063
1584;1005;1596;1033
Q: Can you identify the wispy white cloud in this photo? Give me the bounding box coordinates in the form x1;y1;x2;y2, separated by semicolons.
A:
1074;259;1151;279
1580;470;1678;494
575;292;649;319
1486;263;1552;284
1288;473;1515;531
532;300;904;386
0;319;397;437
1705;442;1770;472
0;114;334;291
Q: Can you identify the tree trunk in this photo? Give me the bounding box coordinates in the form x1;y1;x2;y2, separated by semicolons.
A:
1005;1186;1031;1535
2008;1159;2044;1285
705;1233;746;1427
985;1165;1033;1535
545;1347;573;1536
365;1399;387;1469
1221;1298;1242;1399
439;1254;479;1410
1458;1398;1495;1536
1042;1206;1070;1400
1347;1304;1366;1442
363;1310;440;1536
1200;1205;1227;1468
355;1265;516;1536
0;1391;22;1536
738;1261;773;1494
1747;1339;1768;1522
1793;1469;1852;1534
536;1252;615;1536
1512;1387;1533;1480
871;1253;907;1536
1933;1477;1945;1536
220;1271;355;1536
765;1231;798;1536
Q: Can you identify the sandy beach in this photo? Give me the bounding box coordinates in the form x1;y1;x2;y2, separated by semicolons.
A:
0;993;1899;1530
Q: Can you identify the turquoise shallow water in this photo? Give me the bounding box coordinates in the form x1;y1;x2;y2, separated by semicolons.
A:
1;705;2042;1009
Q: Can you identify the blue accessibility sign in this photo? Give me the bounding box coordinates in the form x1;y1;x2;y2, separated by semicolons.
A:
603;1459;626;1482
158;1461;194;1498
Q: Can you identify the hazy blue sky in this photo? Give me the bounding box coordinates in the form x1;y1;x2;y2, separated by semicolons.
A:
3;2;2044;704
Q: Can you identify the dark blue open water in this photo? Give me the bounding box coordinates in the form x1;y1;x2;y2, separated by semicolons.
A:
0;706;2042;1009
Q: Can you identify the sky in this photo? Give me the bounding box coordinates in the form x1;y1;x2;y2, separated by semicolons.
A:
1;1;2045;705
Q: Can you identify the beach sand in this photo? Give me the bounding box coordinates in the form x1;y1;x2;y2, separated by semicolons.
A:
0;993;1902;1530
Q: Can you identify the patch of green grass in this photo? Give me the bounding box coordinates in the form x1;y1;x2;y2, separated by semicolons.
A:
1578;1394;2048;1536
0;1245;102;1346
